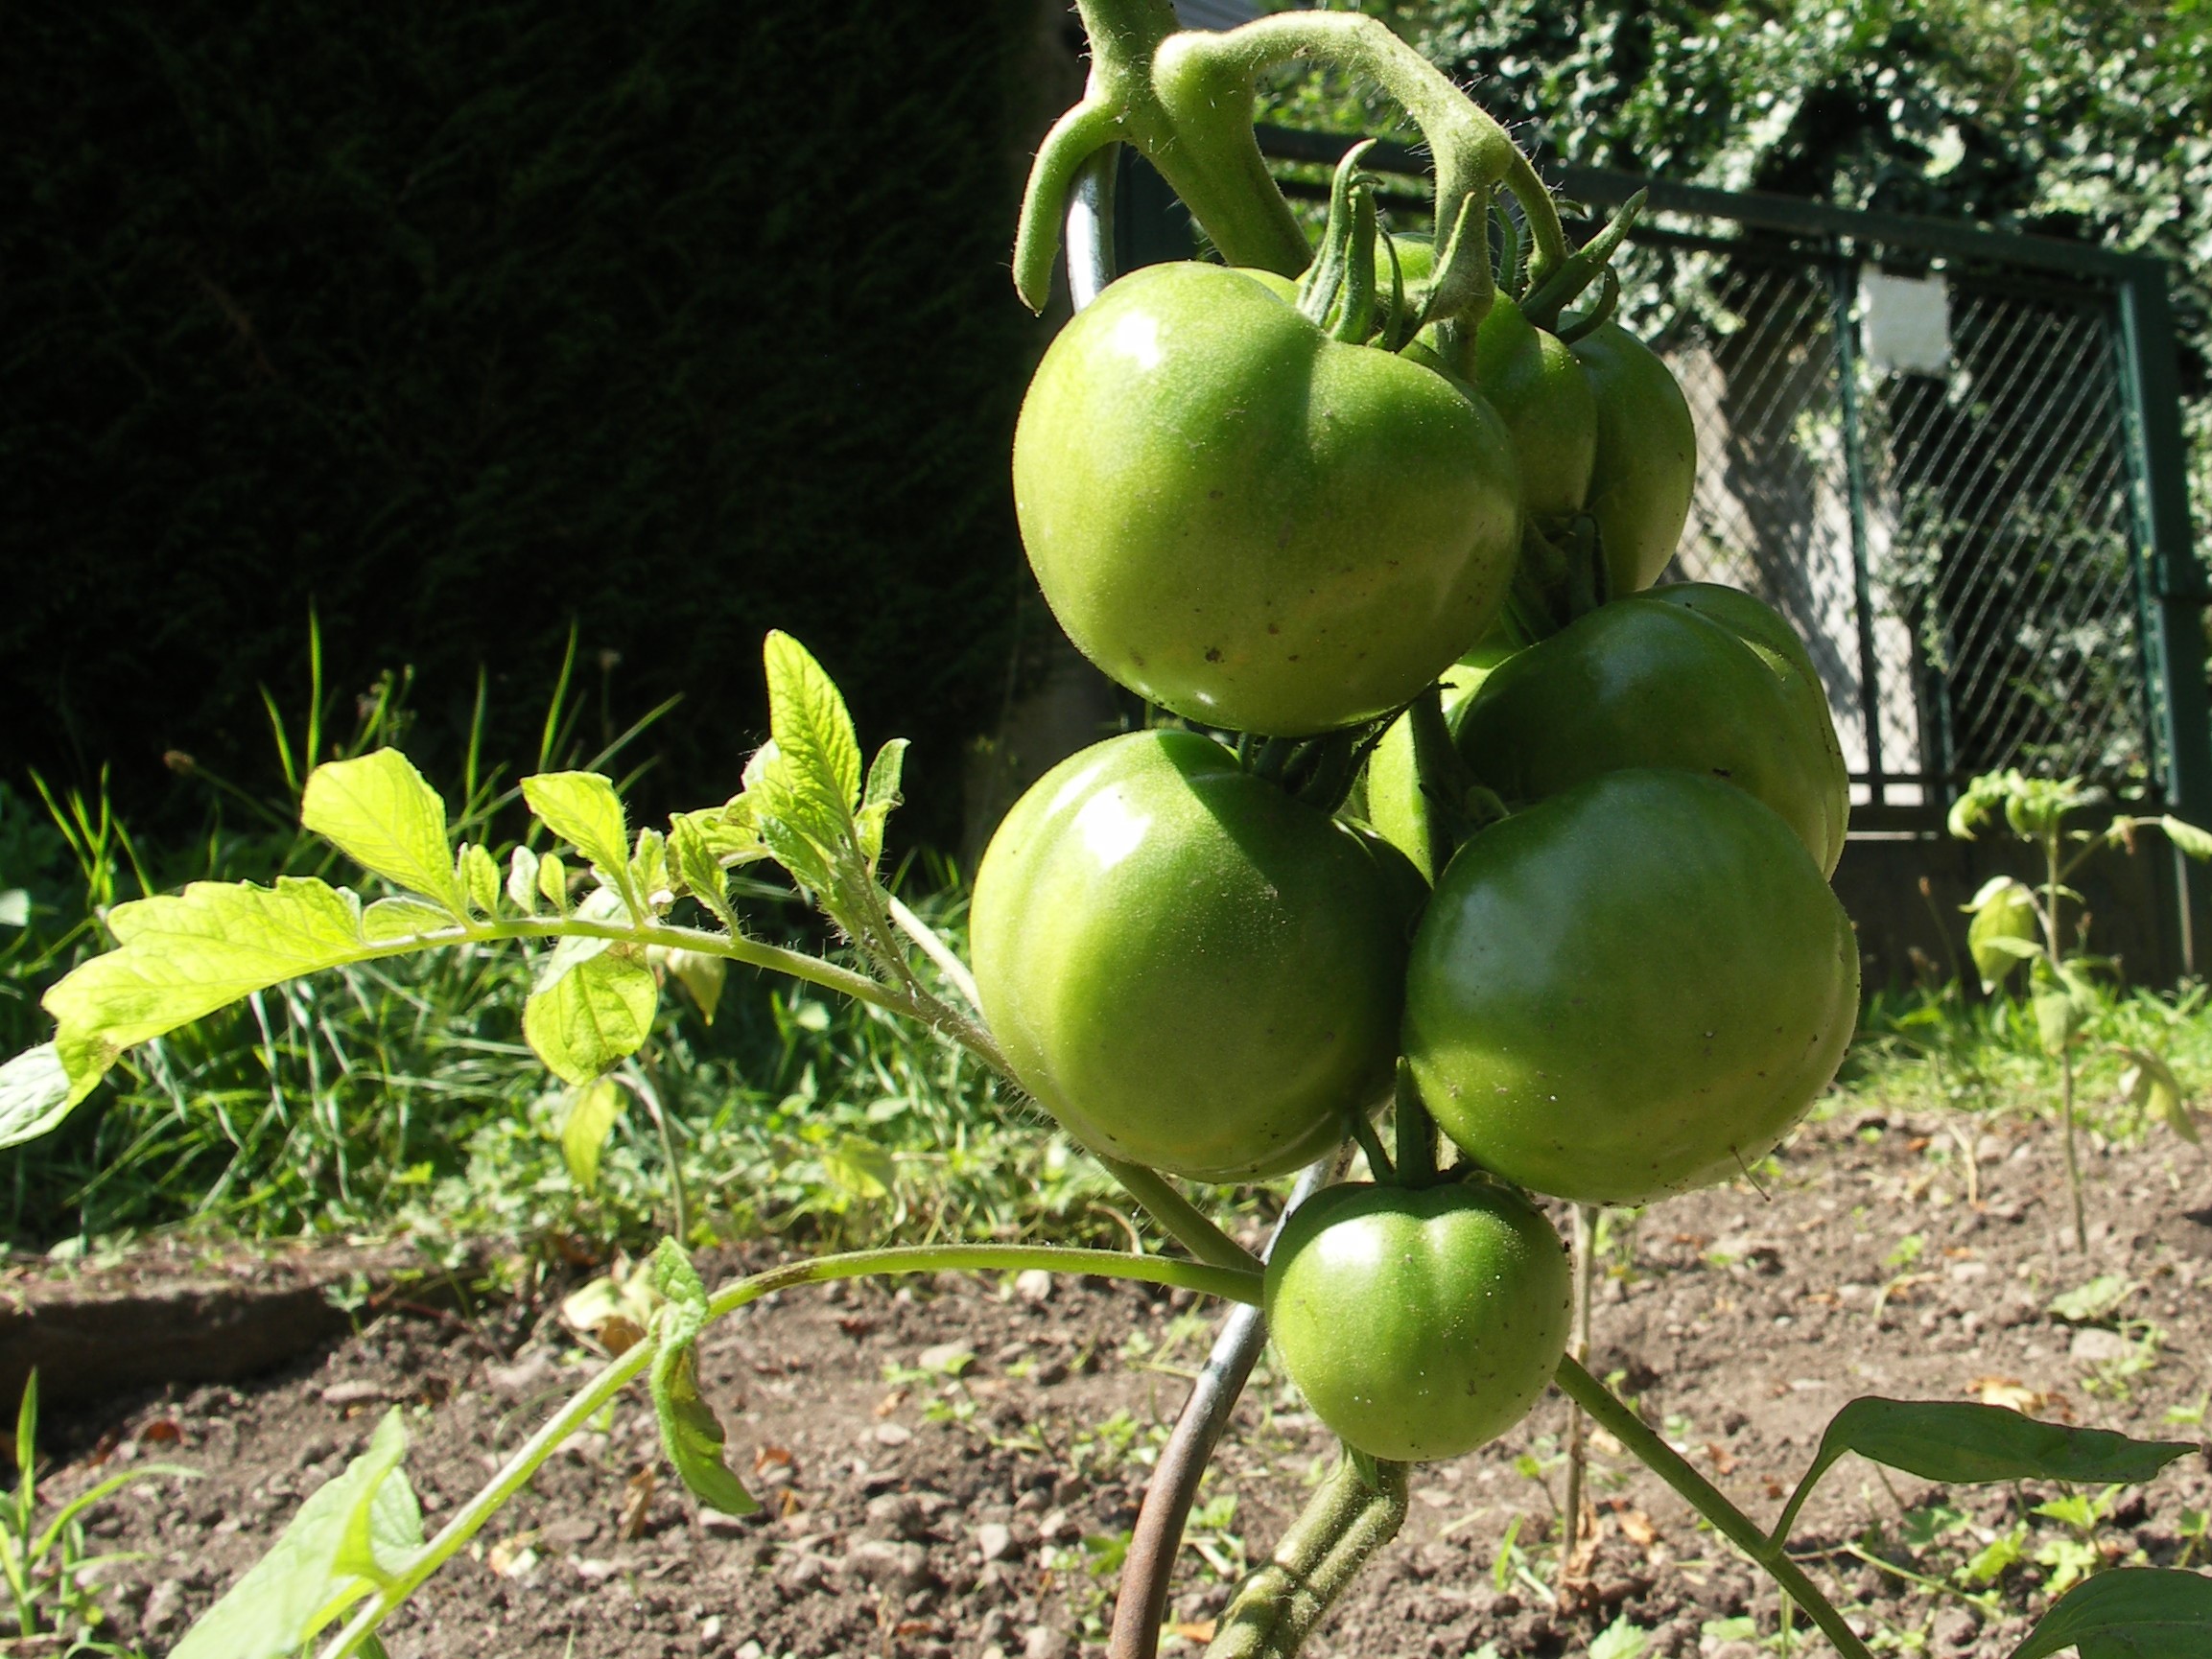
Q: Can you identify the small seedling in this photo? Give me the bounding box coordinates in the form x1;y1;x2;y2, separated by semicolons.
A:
1950;768;2212;1249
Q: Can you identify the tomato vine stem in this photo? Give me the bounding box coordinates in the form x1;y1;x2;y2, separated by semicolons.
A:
314;1244;1265;1659
1553;1357;1875;1659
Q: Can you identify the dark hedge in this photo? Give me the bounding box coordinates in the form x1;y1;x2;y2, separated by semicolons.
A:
1;0;1043;849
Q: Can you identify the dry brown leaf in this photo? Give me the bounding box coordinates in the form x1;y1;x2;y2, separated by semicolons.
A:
1965;1376;2047;1414
620;1465;656;1541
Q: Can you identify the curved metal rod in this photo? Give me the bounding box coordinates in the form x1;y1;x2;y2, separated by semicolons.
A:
1064;160;1340;1659
1068;144;1120;312
1107;1158;1333;1659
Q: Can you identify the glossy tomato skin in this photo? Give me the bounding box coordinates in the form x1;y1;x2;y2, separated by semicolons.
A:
1452;596;1836;872
1361;641;1517;881
1643;583;1849;874
1572;322;1695;596
971;729;1419;1182
1012;263;1521;736
1265;1180;1570;1463
1472;295;1597;523
1404;770;1859;1206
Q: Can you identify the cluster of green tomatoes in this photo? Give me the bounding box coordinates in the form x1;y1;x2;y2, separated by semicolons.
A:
971;175;1859;1465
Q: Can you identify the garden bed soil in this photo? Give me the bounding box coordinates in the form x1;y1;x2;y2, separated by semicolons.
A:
47;1106;2212;1659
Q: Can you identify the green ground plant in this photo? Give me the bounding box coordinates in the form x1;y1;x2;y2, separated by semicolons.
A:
1949;768;2212;1250
0;1371;194;1655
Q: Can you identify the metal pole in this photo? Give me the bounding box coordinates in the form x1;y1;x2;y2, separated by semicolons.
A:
1829;254;1891;808
2114;257;2212;973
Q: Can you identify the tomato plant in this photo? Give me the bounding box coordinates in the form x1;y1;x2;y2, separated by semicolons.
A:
4;5;2206;1658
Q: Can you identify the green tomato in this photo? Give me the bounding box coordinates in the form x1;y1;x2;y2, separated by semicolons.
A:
971;729;1419;1181
1361;638;1518;881
1404;769;1859;1205
1012;262;1522;735
1572;321;1695;596
1643;582;1850;874
1452;594;1838;873
1264;1179;1570;1463
1472;295;1597;523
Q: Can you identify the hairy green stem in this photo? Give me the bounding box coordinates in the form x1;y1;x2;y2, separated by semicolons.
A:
2045;826;2090;1253
1393;1063;1437;1188
1102;1159;1266;1274
315;1243;1264;1659
1554;1358;1873;1659
1018;4;1563;317
1205;1451;1409;1659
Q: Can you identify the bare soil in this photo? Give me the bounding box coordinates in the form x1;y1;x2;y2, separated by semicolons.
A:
49;1105;2212;1659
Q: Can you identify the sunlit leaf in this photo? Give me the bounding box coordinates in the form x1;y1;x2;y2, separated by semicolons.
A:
458;842;502;917
649;1239;759;1517
560;1076;625;1193
522;772;632;883
524;949;657;1085
763;631;861;820
41;879;401;1103
173;1408;420;1659
0;1045;74;1151
2159;815;2212;862
300;751;466;916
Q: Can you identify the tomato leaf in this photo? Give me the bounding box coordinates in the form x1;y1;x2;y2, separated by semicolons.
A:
172;1407;420;1659
559;1075;626;1192
1770;1398;2195;1545
457;842;502;917
856;738;909;867
506;846;541;915
525;946;658;1086
2112;1046;2197;1143
0;1044;74;1151
522;772;634;892
649;1240;759;1517
764;632;862;821
2158;815;2212;863
40;878;446;1104
658;947;726;1024
2010;1567;2212;1658
300;750;467;918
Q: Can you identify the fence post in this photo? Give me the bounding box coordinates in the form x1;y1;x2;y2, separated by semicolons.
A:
2115;256;2212;973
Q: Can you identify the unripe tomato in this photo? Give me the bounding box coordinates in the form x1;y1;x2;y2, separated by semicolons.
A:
1265;1179;1571;1462
1452;595;1838;873
1472;295;1598;523
1012;263;1522;736
1404;770;1859;1205
1361;640;1518;881
971;730;1419;1181
1643;582;1849;874
1572;321;1695;596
